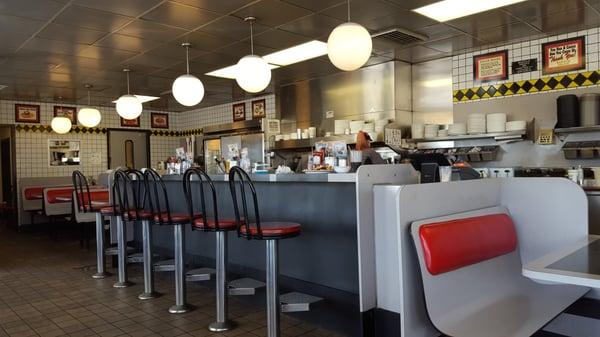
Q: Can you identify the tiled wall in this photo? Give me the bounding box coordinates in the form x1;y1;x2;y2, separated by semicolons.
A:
177;94;276;130
452;28;600;92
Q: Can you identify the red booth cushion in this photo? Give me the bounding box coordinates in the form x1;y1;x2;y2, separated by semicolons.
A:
24;187;44;200
46;188;75;204
418;214;517;276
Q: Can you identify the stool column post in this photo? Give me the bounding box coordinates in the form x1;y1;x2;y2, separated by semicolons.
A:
169;223;191;313
209;231;232;331
113;217;131;288
92;213;109;279
266;239;280;337
139;220;159;300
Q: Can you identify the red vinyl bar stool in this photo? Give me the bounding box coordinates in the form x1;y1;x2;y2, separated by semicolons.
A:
72;170;112;279
184;167;237;331
145;168;197;314
228;167;301;337
118;169;161;300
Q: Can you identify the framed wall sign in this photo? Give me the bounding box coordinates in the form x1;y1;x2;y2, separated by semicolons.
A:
151;113;169;129
15;104;40;123
53;106;77;124
542;36;586;74
252;99;266;119
120;116;140;127
473;50;509;82
233;103;245;122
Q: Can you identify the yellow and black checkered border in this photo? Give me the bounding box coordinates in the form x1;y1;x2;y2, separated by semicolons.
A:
15;124;204;137
453;70;600;103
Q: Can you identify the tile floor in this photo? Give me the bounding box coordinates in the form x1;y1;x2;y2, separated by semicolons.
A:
0;225;343;337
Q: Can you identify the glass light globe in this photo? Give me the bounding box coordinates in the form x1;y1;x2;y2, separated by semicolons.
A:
327;22;372;71
116;94;142;120
51;117;72;134
172;74;205;106
78;107;102;128
235;55;271;93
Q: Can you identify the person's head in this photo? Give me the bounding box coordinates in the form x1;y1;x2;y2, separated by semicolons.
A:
356;131;372;151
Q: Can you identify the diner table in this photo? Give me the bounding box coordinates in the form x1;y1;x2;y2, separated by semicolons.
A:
522;235;600;288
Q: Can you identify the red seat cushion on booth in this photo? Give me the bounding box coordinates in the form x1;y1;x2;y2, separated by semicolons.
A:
419;214;517;276
24;187;44;200
239;222;301;237
46;188;75;203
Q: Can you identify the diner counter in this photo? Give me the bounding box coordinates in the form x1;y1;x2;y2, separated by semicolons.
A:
160;172;357;183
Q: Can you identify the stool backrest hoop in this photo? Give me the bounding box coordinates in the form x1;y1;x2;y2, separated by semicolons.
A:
124;169;146;219
112;170;128;217
143;168;172;225
228;166;261;239
72;170;92;212
183;167;219;231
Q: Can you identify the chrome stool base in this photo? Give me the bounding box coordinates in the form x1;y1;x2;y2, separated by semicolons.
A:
92;272;111;279
113;281;133;288
138;292;161;300
169;304;192;314
208;321;235;332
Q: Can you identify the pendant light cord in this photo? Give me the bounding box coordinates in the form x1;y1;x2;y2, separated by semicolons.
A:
126;71;130;94
185;45;190;74
347;0;350;21
87;89;91;105
250;20;255;55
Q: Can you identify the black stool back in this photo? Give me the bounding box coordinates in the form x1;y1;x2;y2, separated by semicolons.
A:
72;170;92;213
228;166;262;239
183;167;220;231
144;168;173;225
113;169;146;220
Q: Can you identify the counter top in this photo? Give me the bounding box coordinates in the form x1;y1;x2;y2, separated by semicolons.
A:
161;173;357;183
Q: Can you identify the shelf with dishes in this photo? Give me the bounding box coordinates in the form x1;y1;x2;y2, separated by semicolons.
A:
555;93;600;134
407;145;501;162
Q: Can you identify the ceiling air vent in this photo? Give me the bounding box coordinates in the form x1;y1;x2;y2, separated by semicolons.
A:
371;27;428;45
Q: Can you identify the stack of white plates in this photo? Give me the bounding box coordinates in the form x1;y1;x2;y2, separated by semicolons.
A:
350;120;365;134
506;120;526;131
486;113;507;133
438;129;449;137
467;114;486;134
412;124;424;139
335;120;349;135
363;122;375;132
424;124;439;138
448;123;467;136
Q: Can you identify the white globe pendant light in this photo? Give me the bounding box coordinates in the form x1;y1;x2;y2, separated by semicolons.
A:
235;17;271;93
78;84;102;128
172;43;205;106
327;0;372;71
116;69;142;120
51;116;72;134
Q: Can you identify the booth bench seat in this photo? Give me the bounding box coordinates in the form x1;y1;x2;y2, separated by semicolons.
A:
411;206;588;337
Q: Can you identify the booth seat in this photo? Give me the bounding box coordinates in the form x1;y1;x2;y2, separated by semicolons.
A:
19;176;72;225
43;187;75;217
372;178;591;337
411;207;587;337
72;189;109;223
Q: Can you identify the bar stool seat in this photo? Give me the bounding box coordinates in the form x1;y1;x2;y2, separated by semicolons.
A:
239;222;301;238
192;218;243;231
153;212;201;224
122;210;153;221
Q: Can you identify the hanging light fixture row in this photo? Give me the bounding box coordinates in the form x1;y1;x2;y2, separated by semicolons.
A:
51;96;72;134
116;69;143;120
78;84;102;128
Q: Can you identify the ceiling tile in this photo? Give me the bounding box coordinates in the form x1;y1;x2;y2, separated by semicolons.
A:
0;0;66;20
77;45;139;62
281;0;345;12
383;0;440;10
421;34;483;54
415;24;463;41
37;23;107;45
21;37;89;56
474;22;542;44
321;0;427;29
191;52;238;67
446;10;519;34
231;0;312;27
73;0;163;17
279;13;343;39
53;5;132;32
0;14;45;37
505;0;587;20
117;19;188;42
182;31;236;51
198;15;269;40
252;29;309;50
127;53;180;69
531;7;600;33
217;41;276;59
171;0;255;14
141;1;221;30
95;33;162;53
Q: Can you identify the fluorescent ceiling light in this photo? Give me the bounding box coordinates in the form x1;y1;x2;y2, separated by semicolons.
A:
111;95;160;104
413;0;527;22
263;40;328;66
206;63;280;80
206;40;327;79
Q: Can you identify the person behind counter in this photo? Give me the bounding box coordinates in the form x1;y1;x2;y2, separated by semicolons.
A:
355;131;385;165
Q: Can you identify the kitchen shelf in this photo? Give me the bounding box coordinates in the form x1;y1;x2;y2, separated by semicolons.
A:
555;125;600;134
406;130;527;143
271;134;385;151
